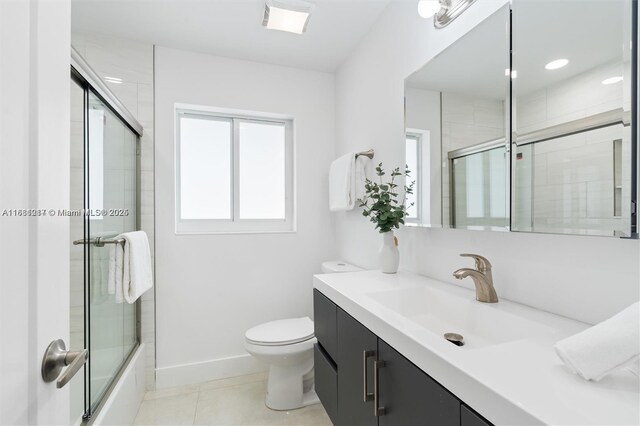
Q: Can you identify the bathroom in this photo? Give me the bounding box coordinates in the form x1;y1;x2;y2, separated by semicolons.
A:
0;0;638;425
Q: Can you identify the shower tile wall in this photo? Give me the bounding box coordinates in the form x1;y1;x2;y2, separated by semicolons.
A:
516;62;626;134
515;61;630;234
440;93;506;226
72;33;156;390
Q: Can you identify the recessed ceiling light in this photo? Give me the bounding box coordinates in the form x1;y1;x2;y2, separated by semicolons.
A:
545;59;569;70
602;76;623;85
104;76;122;84
263;0;313;35
418;0;441;18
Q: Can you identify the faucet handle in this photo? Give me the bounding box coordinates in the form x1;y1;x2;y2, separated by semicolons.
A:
460;253;492;272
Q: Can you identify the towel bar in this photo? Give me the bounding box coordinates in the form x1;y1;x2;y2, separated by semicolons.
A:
73;237;125;247
356;149;374;159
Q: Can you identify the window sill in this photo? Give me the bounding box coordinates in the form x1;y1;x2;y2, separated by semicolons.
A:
174;229;297;236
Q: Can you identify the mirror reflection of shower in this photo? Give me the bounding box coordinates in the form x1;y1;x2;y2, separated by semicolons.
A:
513;123;630;236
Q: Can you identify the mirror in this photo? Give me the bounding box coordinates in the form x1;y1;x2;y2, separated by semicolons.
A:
512;0;635;237
404;5;510;230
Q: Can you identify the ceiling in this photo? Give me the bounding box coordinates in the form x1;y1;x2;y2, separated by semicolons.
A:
71;0;391;72
406;4;509;100
406;1;626;99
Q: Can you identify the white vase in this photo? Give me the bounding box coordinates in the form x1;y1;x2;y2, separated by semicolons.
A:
379;231;399;274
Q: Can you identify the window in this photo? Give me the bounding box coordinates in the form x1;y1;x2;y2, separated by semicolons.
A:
405;132;422;222
176;108;294;233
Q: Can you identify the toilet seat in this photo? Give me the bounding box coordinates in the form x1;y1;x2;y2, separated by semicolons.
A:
245;317;314;346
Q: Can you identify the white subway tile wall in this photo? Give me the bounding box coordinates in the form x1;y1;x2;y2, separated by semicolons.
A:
441;93;506;227
72;33;156;390
515;61;631;234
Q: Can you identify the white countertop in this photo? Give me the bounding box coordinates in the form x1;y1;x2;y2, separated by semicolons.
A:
313;270;640;426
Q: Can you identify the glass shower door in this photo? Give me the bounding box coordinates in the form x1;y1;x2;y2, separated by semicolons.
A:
85;89;138;414
450;146;508;228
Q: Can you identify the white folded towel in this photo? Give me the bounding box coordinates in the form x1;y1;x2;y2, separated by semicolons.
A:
329;153;370;212
354;155;369;201
113;231;153;304
329;153;356;211
554;301;640;381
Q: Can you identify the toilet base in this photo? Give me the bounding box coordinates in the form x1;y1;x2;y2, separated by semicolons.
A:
266;388;319;411
264;360;320;410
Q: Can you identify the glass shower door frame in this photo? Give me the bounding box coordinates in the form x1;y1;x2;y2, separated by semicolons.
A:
71;63;142;420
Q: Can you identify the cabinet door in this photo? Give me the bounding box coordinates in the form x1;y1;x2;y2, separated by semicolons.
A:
314;344;338;425
461;405;493;426
314;289;338;361
337;308;378;426
378;339;460;426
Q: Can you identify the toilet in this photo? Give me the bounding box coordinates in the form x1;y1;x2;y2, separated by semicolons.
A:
244;260;363;410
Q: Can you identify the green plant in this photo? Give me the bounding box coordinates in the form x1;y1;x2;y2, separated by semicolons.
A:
358;163;415;233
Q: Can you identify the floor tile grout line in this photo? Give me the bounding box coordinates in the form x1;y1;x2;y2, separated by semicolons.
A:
191;389;202;426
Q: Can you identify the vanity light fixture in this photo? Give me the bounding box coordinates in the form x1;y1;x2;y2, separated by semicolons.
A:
418;0;477;29
418;0;441;18
545;58;569;70
262;0;313;34
602;76;623;85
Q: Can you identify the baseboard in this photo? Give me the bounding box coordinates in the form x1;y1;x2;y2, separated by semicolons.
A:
156;353;267;390
92;344;146;426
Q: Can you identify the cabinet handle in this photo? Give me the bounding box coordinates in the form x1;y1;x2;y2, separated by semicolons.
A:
362;350;375;402
374;360;386;416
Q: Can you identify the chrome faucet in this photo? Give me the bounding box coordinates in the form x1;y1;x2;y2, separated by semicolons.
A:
453;254;498;303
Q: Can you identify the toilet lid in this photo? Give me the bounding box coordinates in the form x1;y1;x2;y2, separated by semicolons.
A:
245;317;314;346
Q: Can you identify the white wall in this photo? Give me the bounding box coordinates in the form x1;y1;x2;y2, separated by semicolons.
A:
154;46;336;388
335;0;639;325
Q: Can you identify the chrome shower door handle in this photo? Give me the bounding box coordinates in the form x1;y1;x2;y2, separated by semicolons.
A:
362;350;375;402
41;339;88;389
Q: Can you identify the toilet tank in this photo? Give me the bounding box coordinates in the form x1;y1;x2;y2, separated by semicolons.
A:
321;261;363;274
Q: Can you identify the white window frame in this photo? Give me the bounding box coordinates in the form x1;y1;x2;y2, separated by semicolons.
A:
175;105;295;234
405;131;423;224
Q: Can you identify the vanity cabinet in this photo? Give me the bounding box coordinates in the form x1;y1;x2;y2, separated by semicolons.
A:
336;308;377;426
378;339;460;426
313;289;492;426
461;405;492;426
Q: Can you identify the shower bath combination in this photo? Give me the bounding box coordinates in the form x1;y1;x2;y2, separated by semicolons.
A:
68;47;143;420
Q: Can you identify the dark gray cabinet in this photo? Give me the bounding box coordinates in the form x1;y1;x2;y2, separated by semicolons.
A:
314;289;338;361
461;405;492;426
313;289;493;426
378;339;460;426
337;308;378;426
314;344;338;424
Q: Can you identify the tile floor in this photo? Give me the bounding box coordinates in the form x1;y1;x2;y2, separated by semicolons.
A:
133;372;332;425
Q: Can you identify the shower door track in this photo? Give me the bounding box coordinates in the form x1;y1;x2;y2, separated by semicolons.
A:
71;46;143;136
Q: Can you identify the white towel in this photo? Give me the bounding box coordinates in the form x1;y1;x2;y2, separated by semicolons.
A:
113;231;153;304
354;155;369;201
329;153;370;211
329;153;356;211
554;301;640;381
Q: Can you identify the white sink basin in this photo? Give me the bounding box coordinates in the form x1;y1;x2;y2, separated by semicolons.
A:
366;286;554;349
